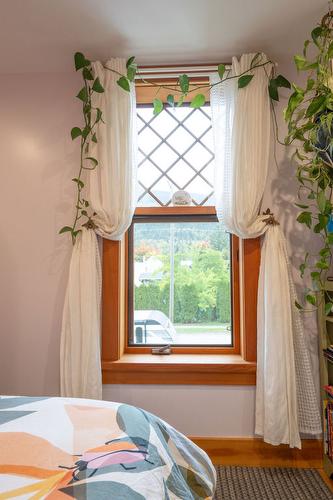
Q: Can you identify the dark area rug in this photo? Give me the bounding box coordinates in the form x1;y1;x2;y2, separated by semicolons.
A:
214;466;333;500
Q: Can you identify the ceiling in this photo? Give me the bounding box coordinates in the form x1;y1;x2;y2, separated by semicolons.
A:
0;0;328;74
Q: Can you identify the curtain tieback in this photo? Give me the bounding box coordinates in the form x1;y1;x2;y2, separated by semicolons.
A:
82;219;98;230
262;208;279;226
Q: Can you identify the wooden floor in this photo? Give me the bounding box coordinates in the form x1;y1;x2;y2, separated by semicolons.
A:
190;437;333;493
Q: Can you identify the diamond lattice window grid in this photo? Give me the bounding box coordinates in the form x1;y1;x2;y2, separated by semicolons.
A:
137;105;215;207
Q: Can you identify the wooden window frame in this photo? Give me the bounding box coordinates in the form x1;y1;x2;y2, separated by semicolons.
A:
126;207;239;355
101;72;260;385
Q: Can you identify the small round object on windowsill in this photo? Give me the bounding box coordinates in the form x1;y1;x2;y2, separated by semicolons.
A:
172;190;192;206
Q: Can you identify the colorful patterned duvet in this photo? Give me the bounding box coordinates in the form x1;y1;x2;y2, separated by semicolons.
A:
0;396;216;499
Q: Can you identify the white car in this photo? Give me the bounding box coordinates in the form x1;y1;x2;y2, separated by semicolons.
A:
134;310;177;344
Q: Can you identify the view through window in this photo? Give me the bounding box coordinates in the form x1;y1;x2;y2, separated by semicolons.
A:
129;100;233;347
129;218;232;346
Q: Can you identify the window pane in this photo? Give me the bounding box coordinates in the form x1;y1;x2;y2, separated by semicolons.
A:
183;142;213;170
182;107;211;136
166;127;195;155
130;221;232;346
137;104;215;207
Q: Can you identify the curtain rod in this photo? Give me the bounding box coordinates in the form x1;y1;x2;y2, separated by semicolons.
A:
136;64;230;79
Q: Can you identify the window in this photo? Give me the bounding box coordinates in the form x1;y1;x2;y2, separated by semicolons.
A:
137;104;214;207
128;215;234;347
101;69;260;385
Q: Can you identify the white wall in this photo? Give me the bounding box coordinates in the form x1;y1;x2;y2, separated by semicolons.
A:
0;73;80;395
0;62;320;437
103;385;255;436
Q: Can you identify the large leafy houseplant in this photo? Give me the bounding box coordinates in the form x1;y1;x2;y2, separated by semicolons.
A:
285;11;333;312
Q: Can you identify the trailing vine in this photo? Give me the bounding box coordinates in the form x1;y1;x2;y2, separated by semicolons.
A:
284;9;333;313
60;52;290;245
59;52;105;244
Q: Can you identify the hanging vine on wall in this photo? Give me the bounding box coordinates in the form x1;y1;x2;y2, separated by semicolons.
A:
60;52;290;244
59;53;105;244
284;10;333;313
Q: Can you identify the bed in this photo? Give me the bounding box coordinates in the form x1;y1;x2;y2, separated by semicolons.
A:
0;396;216;499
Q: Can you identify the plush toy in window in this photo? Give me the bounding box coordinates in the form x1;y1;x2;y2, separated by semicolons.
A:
171;190;192;206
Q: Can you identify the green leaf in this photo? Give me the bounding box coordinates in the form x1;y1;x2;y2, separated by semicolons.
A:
268;79;279;101
306;78;315;91
72;229;82;238
126;56;135;68
238;74;254;89
92;77;104;93
127;65;137;82
179;74;190;94
76;87;88;102
117;76;130;92
326;302;333;315
167;94;175;107
190;93;205;108
294;55;307;70
72;177;84;188
327;42;333;60
316;259;329;269
71;127;82;140
293;56;318;71
311;26;323;45
296;211;312;229
292;83;304;94
153;98;163;115
59;226;73;234
326;200;332;214
81;125;90;139
91;133;97;143
320;247;331;257
314;223;322;233
250;52;262;68
303;40;310;56
327;113;333;132
74;52;90;71
295;203;309;209
311;271;320;280
96;108;103;122
177;95;184;107
218;63;226;79
83;103;91;115
300;263;306;277
317;191;327;213
305;95;326;118
82;67;94;80
316;260;329;270
319;214;329;228
307;62;319;70
327;233;333;245
306;294;316;306
275;74;291;89
86;157;98;167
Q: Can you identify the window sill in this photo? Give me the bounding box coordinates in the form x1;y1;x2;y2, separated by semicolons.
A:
102;354;256;385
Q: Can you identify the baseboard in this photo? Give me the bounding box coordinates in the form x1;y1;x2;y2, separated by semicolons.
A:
189;437;323;468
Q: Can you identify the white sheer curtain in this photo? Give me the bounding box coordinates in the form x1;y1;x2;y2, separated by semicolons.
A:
60;58;137;400
211;53;321;448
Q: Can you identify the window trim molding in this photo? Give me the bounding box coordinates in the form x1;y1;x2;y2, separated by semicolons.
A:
101;73;260;385
101;208;260;385
102;354;256;386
